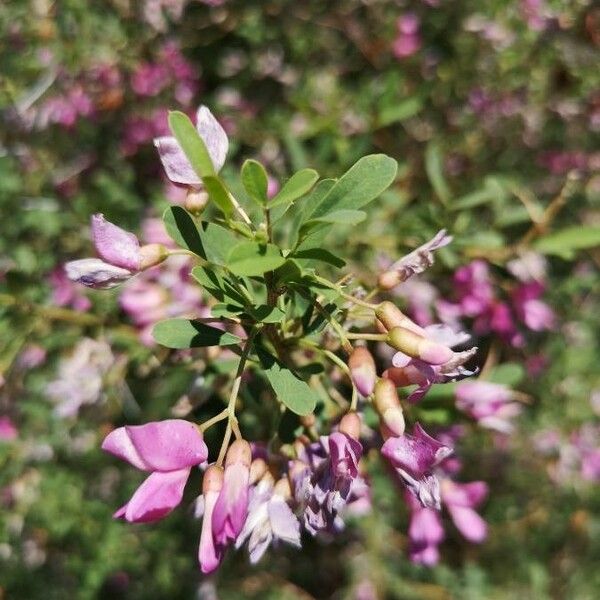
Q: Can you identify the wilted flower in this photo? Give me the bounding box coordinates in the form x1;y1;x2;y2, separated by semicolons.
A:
379;230;452;289
102;419;208;523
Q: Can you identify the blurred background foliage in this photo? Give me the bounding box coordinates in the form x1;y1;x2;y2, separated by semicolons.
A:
1;0;599;598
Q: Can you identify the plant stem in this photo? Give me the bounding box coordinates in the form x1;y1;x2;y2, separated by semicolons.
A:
216;329;257;466
313;275;379;310
346;332;388;342
199;409;228;433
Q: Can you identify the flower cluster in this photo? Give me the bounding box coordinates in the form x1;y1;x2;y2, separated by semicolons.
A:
66;105;504;572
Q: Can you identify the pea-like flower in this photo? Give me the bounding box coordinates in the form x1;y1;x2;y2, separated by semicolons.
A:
102;419;208;523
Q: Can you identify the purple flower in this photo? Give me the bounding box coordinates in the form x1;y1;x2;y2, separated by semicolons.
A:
392;14;422;60
235;477;301;564
379;230;452;289
293;415;365;535
212;440;252;545
0;416;18;442
102;419;208;523
154;105;229;186
49;267;92;311
66;214;166;289
381;423;452;509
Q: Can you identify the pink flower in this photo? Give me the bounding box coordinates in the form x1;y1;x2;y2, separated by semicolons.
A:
49;267;91;311
392;14;422;59
198;465;225;574
102;420;208;522
512;282;555;331
212;440;252;545
455;381;522;434
381;423;452;509
441;479;488;543
154;106;229;186
405;492;444;565
0;416;18;441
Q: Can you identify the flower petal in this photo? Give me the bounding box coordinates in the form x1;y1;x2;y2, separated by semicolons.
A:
199;489;223;574
102;419;208;471
447;505;487;543
195;105;229;172
154;136;201;186
65;258;133;289
116;468;190;523
91;214;141;271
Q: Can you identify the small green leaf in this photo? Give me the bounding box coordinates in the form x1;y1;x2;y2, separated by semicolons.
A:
227;242;286;276
308;209;366;225
533;226;600;259
259;350;319;416
152;319;241;348
425;142;451;205
203;175;234;218
270;168;319;209
168;111;215;178
162;206;205;258
378;97;423;127
241;159;269;206
307;154;397;219
292;248;346;268
211;303;245;319
191;266;248;306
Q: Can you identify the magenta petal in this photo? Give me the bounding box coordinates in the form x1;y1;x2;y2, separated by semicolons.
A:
91;214;141;271
212;463;250;545
154;136;201;186
118;469;191;523
447;505;487;543
199;489;223;574
443;480;488;508
328;432;362;479
102;419;208;471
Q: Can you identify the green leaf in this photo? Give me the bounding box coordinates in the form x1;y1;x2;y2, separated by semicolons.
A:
258;350;319;416
241;159;269;206
211;303;245;319
533;226;600;259
152;319;241;349
377;97;423;127
307;154;397;219
168;111;215;178
162;206;205;258
308;209;366;225
203;175;234;218
191;266;248;306
292;248;345;268
199;222;237;265
270;168;319;209
227;242;286;276
425;142;451;205
248;305;286;323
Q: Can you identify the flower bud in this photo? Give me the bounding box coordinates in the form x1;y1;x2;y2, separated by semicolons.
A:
374;378;405;436
139;243;168;270
339;412;361;439
225;439;252;468
249;458;268;484
375;301;425;335
203;465;224;494
387;327;453;365
348;347;377;396
185;189;209;214
378;270;401;290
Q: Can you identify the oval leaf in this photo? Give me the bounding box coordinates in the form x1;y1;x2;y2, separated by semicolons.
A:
241;159;269;206
153;318;242;348
270;168;319;209
168;111;215;178
227;242;286;276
